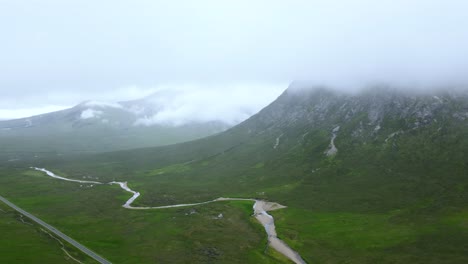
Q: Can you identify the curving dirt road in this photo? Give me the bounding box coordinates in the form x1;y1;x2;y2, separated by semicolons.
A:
32;167;305;264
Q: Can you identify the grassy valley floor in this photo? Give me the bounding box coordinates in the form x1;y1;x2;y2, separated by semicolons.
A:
0;199;96;264
0;167;288;263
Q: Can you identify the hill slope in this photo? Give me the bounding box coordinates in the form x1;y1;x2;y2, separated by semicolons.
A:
4;84;468;263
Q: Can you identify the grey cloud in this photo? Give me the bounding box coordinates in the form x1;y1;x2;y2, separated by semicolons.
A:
132;84;285;126
0;0;467;119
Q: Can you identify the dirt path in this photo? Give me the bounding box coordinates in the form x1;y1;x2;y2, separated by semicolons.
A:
32;167;306;263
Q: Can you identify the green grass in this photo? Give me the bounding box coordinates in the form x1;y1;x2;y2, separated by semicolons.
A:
2;88;468;263
5;119;466;263
4;119;466;264
0;201;96;264
0;168;287;263
271;207;468;264
147;162;192;176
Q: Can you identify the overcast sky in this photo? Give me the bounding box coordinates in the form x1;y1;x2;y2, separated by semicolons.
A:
1;0;468;120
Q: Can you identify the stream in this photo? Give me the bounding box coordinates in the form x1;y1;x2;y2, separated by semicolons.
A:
32;167;306;264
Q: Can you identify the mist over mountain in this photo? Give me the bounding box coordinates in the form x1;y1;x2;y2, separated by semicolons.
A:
2;1;467;121
22;82;468;263
0;90;238;159
1;1;468;263
121;87;272;126
4;82;468;161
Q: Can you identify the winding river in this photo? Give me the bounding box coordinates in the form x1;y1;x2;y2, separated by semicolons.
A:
32;167;306;264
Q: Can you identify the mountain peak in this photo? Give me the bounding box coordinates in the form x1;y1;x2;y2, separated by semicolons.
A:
75;100;124;109
238;83;468;145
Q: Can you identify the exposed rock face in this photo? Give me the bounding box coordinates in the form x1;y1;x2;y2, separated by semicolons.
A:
198;84;465;166
232;85;468;154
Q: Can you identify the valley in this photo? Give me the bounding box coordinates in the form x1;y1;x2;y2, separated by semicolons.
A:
3;2;467;263
2;86;468;263
30;167;305;263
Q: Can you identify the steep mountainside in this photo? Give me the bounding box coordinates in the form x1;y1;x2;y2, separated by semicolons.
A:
7;84;468;263
64;84;468;183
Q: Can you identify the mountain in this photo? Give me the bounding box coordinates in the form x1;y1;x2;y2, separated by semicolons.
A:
0;90;231;160
4;84;468;263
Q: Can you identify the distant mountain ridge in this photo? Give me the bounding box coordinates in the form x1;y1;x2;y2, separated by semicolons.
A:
1;89;230;130
0;90;232;159
90;84;468;167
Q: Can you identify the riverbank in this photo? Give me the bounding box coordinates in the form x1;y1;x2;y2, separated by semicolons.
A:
32;167;305;263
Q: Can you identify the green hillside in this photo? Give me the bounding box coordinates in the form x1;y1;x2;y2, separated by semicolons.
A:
2;85;468;263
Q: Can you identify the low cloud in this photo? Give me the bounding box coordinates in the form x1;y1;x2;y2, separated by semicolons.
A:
133;83;285;126
83;101;123;109
80;109;103;119
0;83;285;123
1;1;467;121
0;105;70;120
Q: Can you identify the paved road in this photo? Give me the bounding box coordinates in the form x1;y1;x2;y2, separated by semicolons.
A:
0;195;111;264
